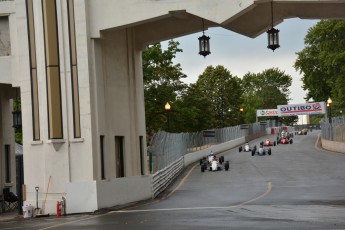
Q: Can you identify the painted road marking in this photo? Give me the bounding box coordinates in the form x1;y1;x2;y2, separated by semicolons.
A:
39;164;272;229
115;181;272;213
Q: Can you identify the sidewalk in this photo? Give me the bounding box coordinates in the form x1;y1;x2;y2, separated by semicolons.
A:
0;210;22;222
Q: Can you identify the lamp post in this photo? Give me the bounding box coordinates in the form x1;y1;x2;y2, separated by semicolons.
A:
239;107;244;124
327;97;332;123
327;97;332;141
165;102;171;132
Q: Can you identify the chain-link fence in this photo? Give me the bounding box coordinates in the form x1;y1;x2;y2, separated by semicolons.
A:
320;116;345;142
148;121;273;173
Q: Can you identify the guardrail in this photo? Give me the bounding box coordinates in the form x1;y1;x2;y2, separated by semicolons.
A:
151;157;184;198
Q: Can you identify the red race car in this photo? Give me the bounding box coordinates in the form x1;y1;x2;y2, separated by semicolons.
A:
277;131;293;144
262;138;276;147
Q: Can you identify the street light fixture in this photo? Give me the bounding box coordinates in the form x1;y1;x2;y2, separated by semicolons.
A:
198;19;211;57
267;1;280;51
239;107;244;124
327;97;332;123
12;88;22;129
165;102;171;132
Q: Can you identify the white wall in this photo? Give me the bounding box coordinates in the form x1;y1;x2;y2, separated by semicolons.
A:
65;175;151;214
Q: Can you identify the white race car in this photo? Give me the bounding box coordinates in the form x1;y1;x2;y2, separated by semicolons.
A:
239;143;256;152
200;153;229;172
252;145;271;156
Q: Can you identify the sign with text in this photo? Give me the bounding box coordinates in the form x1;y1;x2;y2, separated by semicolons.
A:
256;109;279;117
277;102;326;116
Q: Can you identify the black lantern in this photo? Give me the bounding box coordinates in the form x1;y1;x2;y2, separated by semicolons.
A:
198;19;211;57
267;27;280;51
267;1;280;51
12;110;22;129
12;88;22;129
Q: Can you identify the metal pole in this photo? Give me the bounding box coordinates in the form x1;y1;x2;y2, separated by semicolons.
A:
35;187;39;210
167;110;170;132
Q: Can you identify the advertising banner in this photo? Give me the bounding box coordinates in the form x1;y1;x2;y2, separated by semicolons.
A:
277;102;326;116
256;109;279;117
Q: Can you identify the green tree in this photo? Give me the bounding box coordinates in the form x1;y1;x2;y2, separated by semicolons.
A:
174;84;215;132
195;65;243;127
143;40;188;134
242;68;292;123
295;19;345;113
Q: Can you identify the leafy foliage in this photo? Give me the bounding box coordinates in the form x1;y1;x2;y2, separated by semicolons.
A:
195;65;243;128
143;40;188;134
295;19;345;114
242;68;292;123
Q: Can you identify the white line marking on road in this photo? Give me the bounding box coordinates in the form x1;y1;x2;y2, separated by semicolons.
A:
114;181;272;213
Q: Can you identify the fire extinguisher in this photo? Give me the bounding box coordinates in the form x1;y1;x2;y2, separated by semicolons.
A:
56;201;61;217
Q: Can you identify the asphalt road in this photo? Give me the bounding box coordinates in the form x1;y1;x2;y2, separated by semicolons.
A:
2;130;345;229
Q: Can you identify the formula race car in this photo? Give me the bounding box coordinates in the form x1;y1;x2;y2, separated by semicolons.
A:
262;138;276;147
251;145;271;156
200;153;229;172
277;130;293;144
296;128;308;135
239;143;256;152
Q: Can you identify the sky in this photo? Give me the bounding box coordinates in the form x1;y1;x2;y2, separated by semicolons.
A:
162;18;319;105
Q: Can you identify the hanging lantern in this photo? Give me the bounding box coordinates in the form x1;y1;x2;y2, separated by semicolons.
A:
198;19;211;57
12;110;22;129
12;87;22;129
267;27;280;51
267;1;280;51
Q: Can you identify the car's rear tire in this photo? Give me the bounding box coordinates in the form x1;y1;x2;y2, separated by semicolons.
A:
224;161;229;171
201;165;205;172
251;150;255;156
239;146;242;152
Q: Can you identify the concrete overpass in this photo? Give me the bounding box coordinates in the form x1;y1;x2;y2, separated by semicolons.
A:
0;0;344;214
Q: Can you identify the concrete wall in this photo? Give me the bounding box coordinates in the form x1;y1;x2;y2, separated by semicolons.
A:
246;131;266;142
66;175;152;214
321;138;345;154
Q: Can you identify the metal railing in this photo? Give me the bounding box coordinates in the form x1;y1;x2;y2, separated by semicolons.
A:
320;116;345;142
151;157;184;198
149;121;273;172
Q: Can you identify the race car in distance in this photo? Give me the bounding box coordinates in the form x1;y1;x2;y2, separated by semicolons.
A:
200;153;229;172
262;138;276;147
277;130;293;144
239;143;256;152
296;128;308;135
252;145;271;156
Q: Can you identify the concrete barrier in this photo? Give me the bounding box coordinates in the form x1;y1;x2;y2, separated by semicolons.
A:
66;175;152;214
245;131;266;142
321;138;345;154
